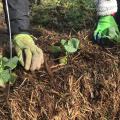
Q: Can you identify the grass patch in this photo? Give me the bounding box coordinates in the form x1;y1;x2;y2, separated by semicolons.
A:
31;0;96;30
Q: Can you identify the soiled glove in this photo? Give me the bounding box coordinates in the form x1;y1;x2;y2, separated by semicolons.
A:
13;34;44;71
94;16;120;45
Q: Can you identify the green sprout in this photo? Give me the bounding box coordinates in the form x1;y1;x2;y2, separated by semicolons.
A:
60;38;80;53
0;56;18;87
49;38;80;64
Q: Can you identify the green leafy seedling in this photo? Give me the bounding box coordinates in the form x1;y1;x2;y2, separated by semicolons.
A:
0;56;18;87
49;38;80;65
59;56;68;65
48;45;62;53
61;38;80;54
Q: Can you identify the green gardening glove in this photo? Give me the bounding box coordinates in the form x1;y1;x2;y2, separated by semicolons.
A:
13;34;44;71
94;16;120;45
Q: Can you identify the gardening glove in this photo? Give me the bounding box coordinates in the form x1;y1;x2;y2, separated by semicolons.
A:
94;15;120;45
13;34;44;71
0;2;3;14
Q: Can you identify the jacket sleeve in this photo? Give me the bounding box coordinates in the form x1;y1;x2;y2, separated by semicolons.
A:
2;0;30;35
95;0;118;16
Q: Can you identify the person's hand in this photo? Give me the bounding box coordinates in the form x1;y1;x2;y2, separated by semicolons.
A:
94;16;120;45
13;34;44;71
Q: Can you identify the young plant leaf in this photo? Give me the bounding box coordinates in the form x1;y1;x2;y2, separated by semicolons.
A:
0;70;11;82
59;56;68;65
60;39;66;45
1;57;9;68
9;73;17;84
48;45;62;53
5;56;18;70
0;55;8;62
70;38;80;49
0;56;18;87
2;57;9;63
61;38;80;53
0;70;11;87
0;78;5;88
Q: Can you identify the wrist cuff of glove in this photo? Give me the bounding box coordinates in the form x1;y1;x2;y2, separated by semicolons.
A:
95;0;117;16
13;33;37;43
12;32;30;38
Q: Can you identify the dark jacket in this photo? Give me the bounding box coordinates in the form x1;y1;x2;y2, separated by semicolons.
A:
2;0;30;35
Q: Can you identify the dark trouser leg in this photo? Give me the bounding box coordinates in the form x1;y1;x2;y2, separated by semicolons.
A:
2;0;30;35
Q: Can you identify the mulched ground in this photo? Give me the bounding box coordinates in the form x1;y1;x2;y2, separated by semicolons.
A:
0;22;120;120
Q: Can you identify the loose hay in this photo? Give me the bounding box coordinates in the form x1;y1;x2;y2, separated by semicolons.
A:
0;28;120;120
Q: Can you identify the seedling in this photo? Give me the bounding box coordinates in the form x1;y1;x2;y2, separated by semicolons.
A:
49;38;80;64
0;55;18;87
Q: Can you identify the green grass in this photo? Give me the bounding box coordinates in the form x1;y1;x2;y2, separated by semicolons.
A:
31;0;96;30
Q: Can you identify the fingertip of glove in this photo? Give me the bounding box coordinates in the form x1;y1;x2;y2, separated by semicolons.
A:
24;66;30;71
19;60;24;67
30;67;35;72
